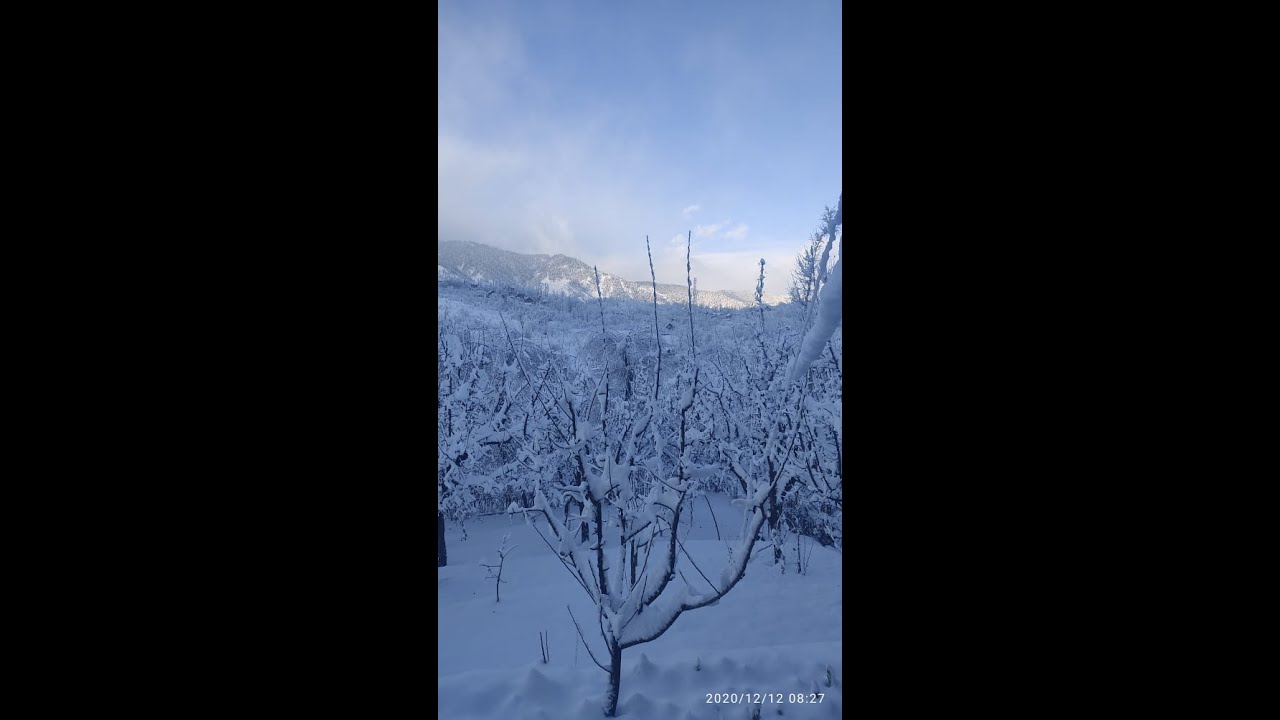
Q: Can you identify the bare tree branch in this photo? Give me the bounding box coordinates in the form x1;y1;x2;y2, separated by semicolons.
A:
567;605;609;673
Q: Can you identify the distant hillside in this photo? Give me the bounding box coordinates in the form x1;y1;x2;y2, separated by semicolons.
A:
437;241;789;309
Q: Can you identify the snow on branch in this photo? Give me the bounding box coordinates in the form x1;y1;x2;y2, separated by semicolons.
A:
789;194;842;383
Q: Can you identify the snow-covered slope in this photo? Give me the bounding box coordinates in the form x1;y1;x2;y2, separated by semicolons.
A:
438;241;789;309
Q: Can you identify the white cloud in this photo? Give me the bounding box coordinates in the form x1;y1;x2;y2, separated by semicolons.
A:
681;204;701;217
724;223;749;241
694;221;728;238
531;213;575;250
684;248;798;297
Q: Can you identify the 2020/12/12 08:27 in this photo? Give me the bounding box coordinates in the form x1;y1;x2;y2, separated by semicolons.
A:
706;693;826;704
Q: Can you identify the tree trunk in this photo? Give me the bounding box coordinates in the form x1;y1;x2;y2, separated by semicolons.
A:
567;498;589;542
630;540;637;587
605;642;623;716
768;484;782;564
438;511;447;567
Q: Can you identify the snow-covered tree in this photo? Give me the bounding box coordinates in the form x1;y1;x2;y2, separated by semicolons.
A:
437;194;843;713
790;194;842;383
507;233;827;717
789;231;824;310
438;318;525;565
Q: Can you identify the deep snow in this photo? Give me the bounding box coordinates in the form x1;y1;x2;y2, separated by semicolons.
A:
439;493;842;719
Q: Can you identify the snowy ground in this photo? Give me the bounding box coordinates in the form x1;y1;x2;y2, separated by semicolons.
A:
439;493;842;719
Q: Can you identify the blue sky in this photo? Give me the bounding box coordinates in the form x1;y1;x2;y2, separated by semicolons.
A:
439;0;841;296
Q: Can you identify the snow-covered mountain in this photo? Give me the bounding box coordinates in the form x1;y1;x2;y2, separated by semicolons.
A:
437;241;788;309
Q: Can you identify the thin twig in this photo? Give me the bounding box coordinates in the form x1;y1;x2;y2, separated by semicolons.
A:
619;575;647;632
686;230;695;356
646;235;661;400
675;533;719;594
567;605;609;673
704;494;721;540
528;516;593;598
594;265;607;337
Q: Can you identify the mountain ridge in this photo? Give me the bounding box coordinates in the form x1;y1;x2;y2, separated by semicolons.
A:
437;240;789;309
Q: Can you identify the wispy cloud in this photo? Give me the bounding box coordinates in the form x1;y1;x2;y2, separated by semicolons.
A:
694;221;728;238
724;223;749;241
685;248;798;297
681;204;701;217
692;221;749;242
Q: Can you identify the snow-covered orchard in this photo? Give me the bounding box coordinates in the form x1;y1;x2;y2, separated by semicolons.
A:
439;200;843;719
